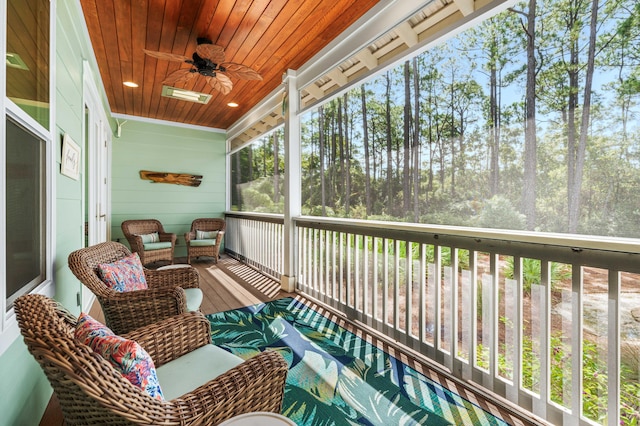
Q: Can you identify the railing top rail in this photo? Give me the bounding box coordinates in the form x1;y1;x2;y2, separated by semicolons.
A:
294;215;640;256
224;211;285;224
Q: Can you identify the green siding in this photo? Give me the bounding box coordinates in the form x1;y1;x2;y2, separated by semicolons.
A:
111;121;226;257
0;2;97;425
1;1;228;424
0;338;52;426
0;1;90;423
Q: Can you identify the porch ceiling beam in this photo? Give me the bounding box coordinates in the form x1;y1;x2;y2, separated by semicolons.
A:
355;48;378;70
303;82;325;100
327;69;348;87
395;22;418;47
453;0;475;16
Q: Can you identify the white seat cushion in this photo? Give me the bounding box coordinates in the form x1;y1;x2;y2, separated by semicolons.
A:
184;288;203;312
156;344;243;400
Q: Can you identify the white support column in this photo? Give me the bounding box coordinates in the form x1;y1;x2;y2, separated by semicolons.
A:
281;70;301;292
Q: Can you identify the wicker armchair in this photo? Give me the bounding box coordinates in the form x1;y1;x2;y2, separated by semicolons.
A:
184;218;226;264
69;241;201;335
14;294;289;426
121;219;175;266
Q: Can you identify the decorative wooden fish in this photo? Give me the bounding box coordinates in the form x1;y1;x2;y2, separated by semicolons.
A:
139;170;202;187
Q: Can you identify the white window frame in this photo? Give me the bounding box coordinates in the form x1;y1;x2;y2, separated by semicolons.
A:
0;0;56;356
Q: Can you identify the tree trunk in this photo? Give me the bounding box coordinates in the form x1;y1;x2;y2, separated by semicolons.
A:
522;0;537;230
234;152;242;208
568;0;599;232
318;106;326;215
337;98;345;210
273;131;280;204
385;72;393;214
489;39;500;196
450;72;456;198
361;86;372;217
403;61;411;214
344;93;351;214
412;57;421;222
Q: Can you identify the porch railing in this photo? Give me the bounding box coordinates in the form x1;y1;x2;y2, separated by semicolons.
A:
225;212;640;426
224;212;284;280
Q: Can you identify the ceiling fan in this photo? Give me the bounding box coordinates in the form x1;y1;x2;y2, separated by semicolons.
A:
143;37;262;95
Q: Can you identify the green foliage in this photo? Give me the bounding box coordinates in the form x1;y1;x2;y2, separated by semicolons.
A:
502;258;570;293
475;195;526;230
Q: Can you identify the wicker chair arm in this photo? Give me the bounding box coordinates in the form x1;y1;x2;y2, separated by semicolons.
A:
126;234;144;254
145;266;199;290
124;311;212;367
100;287;188;335
184;231;196;244
174;350;289;425
158;232;176;244
215;230;225;246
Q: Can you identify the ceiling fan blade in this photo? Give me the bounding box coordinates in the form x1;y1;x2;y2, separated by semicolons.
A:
161;69;196;85
143;49;190;63
220;62;263;80
205;74;233;95
195;44;225;64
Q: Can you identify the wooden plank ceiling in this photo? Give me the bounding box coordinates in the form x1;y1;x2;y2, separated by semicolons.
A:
80;0;381;130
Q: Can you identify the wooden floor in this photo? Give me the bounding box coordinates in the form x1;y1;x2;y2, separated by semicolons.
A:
39;255;546;426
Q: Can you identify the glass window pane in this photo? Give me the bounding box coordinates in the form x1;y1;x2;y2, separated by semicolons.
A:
230;128;284;213
6;0;50;129
6;118;46;309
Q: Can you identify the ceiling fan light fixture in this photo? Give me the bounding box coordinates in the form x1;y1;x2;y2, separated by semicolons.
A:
161;85;212;104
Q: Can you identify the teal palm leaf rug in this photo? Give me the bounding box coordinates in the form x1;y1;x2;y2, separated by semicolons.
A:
207;297;511;426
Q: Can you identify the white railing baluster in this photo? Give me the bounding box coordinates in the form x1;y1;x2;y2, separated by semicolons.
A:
568;266;583;424
419;244;426;345
406;242;412;338
332;230;337;301
608;271;620;426
434;245;442;359
383;238;389;328
363;236;369;319
394;239;400;332
372;237;379;323
313;228;318;293
469;250;479;384
489;253;499;391
448;248;458;371
347;233;352;306
355;234;360;311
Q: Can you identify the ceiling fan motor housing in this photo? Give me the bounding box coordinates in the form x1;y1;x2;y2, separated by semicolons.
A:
192;52;218;77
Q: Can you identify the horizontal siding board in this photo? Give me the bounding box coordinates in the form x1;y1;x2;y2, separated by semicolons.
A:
111;119;226;258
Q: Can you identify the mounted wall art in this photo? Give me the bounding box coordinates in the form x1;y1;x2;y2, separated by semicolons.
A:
139;170;202;187
61;133;81;180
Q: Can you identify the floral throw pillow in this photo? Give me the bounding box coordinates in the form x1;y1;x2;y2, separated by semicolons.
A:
196;230;218;240
97;252;148;292
75;312;164;400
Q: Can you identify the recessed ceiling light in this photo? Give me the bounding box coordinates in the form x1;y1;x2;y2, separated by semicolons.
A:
123;81;139;88
227;102;239;107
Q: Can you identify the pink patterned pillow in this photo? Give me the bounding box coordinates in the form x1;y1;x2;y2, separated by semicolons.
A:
75;312;164;400
97;252;148;292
